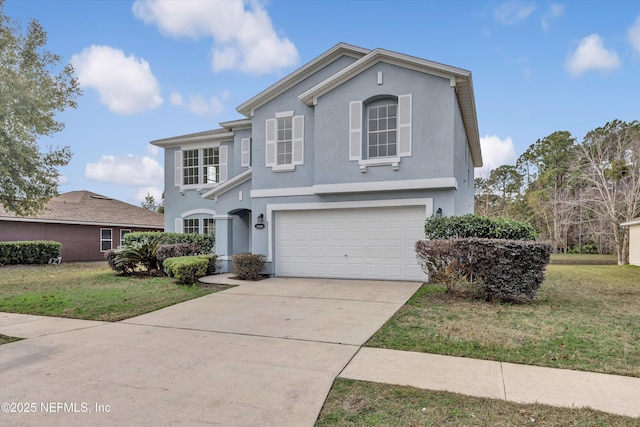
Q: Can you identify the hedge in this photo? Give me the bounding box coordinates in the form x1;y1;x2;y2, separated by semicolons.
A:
232;253;265;280
163;255;217;284
123;232;215;254
0;241;62;265
424;215;538;241
415;238;551;303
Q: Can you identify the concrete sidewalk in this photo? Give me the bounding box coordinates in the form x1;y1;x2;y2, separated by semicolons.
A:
340;347;640;418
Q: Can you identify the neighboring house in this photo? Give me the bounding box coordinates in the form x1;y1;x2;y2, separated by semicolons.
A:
0;191;164;262
621;218;640;266
151;43;482;281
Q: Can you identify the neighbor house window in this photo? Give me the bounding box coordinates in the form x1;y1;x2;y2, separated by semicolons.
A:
277;117;293;165
100;228;112;252
120;229;131;246
183;218;199;234
203;218;215;235
367;103;397;158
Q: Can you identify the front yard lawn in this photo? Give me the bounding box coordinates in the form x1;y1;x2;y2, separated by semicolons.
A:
316;378;639;427
366;264;640;377
0;262;231;321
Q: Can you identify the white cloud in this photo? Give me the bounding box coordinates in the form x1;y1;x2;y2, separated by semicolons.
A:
475;135;517;179
170;91;224;116
494;1;536;25
132;0;298;75
566;34;621;77
542;4;564;30
169;91;183;106
85;154;163;187
71;45;163;114
628;16;640;55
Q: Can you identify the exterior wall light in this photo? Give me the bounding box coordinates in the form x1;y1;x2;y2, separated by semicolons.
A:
436;208;443;218
255;214;265;229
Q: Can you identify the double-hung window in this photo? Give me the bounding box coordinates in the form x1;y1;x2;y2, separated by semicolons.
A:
367;104;397;158
265;113;304;171
176;145;227;188
203;218;215;235
277;118;293;165
100;228;112;252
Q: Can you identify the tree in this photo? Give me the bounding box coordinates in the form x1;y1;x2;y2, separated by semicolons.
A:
488;165;522;216
0;0;81;215
576;120;640;265
141;193;159;211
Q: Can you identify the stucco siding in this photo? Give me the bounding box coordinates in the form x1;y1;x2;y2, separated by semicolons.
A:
312;62;456;186
453;94;474;215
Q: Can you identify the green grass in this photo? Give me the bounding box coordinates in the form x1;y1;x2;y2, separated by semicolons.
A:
0;334;23;345
366;264;640;377
0;262;232;321
550;253;618;265
316;378;640;427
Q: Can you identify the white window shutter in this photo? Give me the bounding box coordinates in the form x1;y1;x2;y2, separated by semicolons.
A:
292;115;304;165
240;138;251;167
265;118;276;167
174;218;183;233
349;101;362;161
174;150;182;187
219;145;228;182
398;94;412;157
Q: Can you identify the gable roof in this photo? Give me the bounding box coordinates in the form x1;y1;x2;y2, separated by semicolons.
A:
299;47;482;167
236;42;370;117
0;191;164;228
150;128;233;148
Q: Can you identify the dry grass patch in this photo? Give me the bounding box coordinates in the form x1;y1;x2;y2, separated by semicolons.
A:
316;378;640;427
367;264;640;377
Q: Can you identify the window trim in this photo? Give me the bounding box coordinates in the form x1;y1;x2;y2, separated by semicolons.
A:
176;143;227;191
100;228;112;252
120;229;131;247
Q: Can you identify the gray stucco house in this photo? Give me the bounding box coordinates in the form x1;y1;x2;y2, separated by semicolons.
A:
151;43;482;281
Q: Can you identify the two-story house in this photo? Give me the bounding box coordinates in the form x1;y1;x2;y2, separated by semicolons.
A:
151;43;482;281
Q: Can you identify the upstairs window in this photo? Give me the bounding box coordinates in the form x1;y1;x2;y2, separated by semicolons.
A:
175;146;227;188
203;147;220;184
367;104;397;158
265;113;304;172
277;117;293;165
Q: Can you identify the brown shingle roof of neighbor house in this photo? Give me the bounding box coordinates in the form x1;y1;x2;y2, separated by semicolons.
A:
0;191;164;228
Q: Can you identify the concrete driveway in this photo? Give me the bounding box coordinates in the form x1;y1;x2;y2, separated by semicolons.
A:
0;277;420;426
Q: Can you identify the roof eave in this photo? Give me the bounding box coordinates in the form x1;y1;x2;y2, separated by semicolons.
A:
150;131;235;148
236;42;370;117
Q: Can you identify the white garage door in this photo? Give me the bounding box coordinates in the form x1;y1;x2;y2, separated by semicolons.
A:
275;206;426;281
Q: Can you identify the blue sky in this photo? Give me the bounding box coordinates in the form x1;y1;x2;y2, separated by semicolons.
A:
5;0;640;205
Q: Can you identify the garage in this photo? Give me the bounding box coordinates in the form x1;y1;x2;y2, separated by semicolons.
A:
275;205;427;281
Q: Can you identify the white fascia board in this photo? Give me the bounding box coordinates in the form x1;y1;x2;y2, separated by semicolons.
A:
250;178;457;199
0;216;163;229
236;43;370;117
264;197;433;262
150;131;235;148
202;169;252;200
300;49;470;106
219;118;252;130
621;218;640;227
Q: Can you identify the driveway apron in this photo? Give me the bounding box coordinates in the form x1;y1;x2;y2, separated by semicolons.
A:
0;277;420;426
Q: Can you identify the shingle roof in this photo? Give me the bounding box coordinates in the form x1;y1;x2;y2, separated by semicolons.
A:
150;128;233;147
0;191;164;228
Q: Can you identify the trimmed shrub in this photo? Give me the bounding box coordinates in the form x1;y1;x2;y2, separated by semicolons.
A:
416;238;551;303
232;253;265;280
156;243;200;268
0;241;62;265
163;256;215;284
424;215;538;241
124;232;215;254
